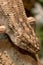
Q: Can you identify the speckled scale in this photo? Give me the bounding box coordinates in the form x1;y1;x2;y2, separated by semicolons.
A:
0;0;40;54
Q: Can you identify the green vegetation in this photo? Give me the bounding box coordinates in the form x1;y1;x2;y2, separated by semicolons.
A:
37;0;43;6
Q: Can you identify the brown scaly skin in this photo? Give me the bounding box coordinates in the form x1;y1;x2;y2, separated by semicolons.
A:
0;39;41;65
0;17;35;33
0;0;42;65
0;0;39;53
0;0;40;54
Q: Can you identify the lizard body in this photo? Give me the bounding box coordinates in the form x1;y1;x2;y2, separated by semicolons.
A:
0;0;40;54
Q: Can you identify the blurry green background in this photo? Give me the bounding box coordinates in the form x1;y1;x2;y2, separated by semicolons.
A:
23;0;43;64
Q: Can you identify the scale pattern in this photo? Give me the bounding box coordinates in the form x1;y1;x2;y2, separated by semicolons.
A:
0;0;40;54
0;39;41;65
